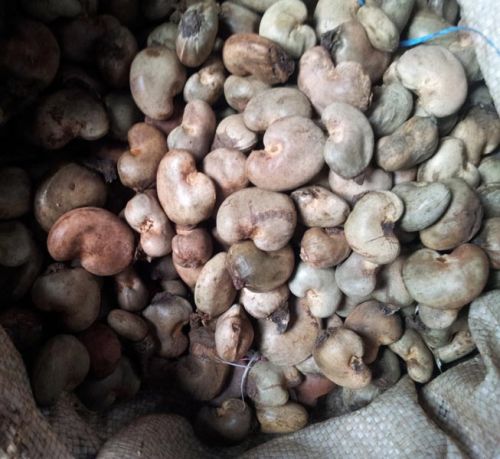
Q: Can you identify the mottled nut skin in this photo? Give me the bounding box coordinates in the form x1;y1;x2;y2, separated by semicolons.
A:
47;207;135;276
222;33;295;85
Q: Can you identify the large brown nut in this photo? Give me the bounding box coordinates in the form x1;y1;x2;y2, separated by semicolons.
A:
216;188;297;251
118;123;167;191
130;47;186;120
32;264;101;332
246;116;325;191
114;267;149;312
215;304;254;362
157;150;216;226
222;33;295;85
0;167;31;220
183;57;226;105
226;241;295;291
300;227;351;269
298;46;371;114
35;163;107;232
402;244;489;310
47;207;135;276
172;227;213;269
167;100;216;161
31;89;109;149
32;334;90;406
107;309;150;342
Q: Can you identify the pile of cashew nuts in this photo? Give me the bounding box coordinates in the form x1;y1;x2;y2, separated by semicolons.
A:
1;0;500;444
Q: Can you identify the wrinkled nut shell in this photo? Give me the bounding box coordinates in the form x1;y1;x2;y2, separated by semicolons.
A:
47;207;135;276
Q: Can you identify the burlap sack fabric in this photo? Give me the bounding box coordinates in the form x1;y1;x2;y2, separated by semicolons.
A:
1;1;499;458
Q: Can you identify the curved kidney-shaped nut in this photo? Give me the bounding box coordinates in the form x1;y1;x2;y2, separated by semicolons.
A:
32;265;101;332
376;116;439;172
402;244;489;310
344;300;403;363
344;191;404;265
300;227;351;269
118;123;167;191
77;356;140;411
247;116;325;191
335;251;380;298
226;241;295;292
417;137;480;187
417;305;459;330
419;178;482;250
291;186;350;228
239;285;289;319
247;360;289;406
256;402;308;434
328;166;393;206
298;47;371;114
114;267;149;312
147;21;178;49
215;304;254;361
211;114;258;152
259;0;316;58
473;218;500;269
156;150;216;226
167;100;216;161
48;207;135;276
184;57;226;105
396;45;467;118
356;5;399;52
79;323;122;378
35;163;107;232
172;227;213;269
196;399;253;444
367;82;413;137
31;89;109;149
130;47;186;120
258;297;320;366
125;190;174;258
289;262;342;318
176;0;219;67
142;294;192;358
392;181;452;232
108;309;149;342
222;33;295;85
195;252;237;318
313;326;372;388
243;87;312;132
322;102;374;179
216;188;297;252
0;221;33;268
32;334;90;406
0;167;31;220
372;255;414;308
389;328;433;383
224;75;270;112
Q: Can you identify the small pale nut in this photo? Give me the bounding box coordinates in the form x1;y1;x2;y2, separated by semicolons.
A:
215;304;254;362
222;33;295;85
47;207;135;276
226;241;295;292
300;227;351;269
167;100;216;161
288;262;342;318
298;46;372;114
313;326;372;389
376;116;439;172
194;252;237;318
259;0;316;58
216;187;297;252
247;360;289;406
114;267;149;312
392;181;452;232
402;244;489;310
256;402;308;434
335;251;380;298
156;149;216;226
246;116;325;191
130;47;186;120
0;167;31;220
396;45;467;118
419;178;483;251
224;75;270;112
356;5;399;52
211;114;258;152
142;293;192;358
473;218;500;269
124;190;174;258
239;285;289;319
322;102;374;179
344;191;404;265
183;57;226;105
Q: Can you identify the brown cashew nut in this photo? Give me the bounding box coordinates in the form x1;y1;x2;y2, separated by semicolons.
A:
142;293;192;358
256;402;309;434
172;227;213;269
47;207;135;276
157;150;216;226
222;33;295;85
114;267;149;312
300;227;351;269
372;255;414;308
183;57;226;105
223;75;270;112
215;304;254;362
107;309;150;342
247;360;289;406
211;114;258;152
